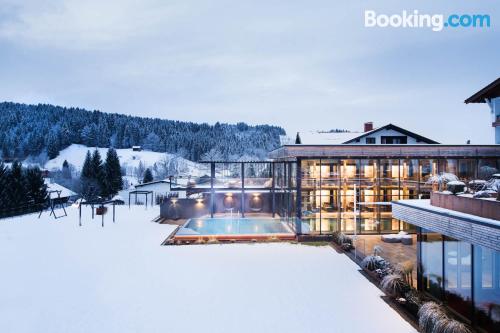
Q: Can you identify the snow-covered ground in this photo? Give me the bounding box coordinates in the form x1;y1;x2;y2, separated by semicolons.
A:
44;144;208;177
0;206;416;333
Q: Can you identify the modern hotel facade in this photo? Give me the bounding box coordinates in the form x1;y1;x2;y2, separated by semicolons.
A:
268;125;500;236
163;124;500;236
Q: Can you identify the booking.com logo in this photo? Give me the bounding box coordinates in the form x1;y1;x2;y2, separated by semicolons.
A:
365;10;491;31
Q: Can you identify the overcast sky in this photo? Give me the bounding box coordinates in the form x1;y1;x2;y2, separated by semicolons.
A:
0;0;498;144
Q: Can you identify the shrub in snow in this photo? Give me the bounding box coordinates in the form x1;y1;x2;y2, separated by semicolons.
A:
380;274;409;298
473;190;491;199
334;232;352;247
372;245;383;256
426;173;459;191
468;179;487;192
446;181;465;195
486;178;500;201
361;255;387;272
418;302;472;333
433;318;472;333
341;242;353;252
418;302;445;333
361;255;380;271
403;289;423;311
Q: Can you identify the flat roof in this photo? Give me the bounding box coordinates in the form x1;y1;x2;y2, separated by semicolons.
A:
268;144;500;160
465;77;500;103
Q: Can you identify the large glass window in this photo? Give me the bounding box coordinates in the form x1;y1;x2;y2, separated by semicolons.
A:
401;159;419;199
421;228;443;299
457;159;476;182
444;237;472;319
419;159;437;199
214;163;241;188
244;163;272;188
473;245;500;331
478;159;499;180
440;159;458;175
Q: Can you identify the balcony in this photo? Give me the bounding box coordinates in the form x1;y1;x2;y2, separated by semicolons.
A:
430;192;500;220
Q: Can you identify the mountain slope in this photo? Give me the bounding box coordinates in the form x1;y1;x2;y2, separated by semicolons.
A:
0;102;285;161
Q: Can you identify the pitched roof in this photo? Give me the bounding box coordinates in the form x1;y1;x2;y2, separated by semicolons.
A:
44;180;77;198
294;130;360;145
465;78;500;104
342;123;439;144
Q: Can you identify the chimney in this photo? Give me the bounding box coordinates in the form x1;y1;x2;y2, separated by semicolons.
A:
364;122;373;132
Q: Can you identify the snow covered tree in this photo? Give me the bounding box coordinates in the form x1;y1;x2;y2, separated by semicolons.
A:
0;102;285;162
143;132;162;151
143;168;153;183
103;148;123;197
46;130;60;159
62;160;72;179
135;161;146;182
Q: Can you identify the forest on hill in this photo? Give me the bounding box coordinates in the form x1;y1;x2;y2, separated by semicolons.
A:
0;102;285;162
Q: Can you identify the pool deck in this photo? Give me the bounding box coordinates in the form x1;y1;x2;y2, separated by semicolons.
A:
164;215;296;244
169;232;296;244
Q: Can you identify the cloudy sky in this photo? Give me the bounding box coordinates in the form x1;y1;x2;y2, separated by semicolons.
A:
0;0;498;143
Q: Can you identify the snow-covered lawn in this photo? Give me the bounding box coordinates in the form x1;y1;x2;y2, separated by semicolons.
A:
0;206;416;333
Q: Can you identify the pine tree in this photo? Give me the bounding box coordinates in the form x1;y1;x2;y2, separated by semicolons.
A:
104;148;123;197
46;131;60;159
295;132;302;144
0;162;8;212
143;168;153;183
7;161;27;210
62;160;71;179
90;150;107;197
81;150;99;200
25;167;48;206
81;151;93;179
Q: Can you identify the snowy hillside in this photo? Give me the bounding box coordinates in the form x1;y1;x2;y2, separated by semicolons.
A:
44;144;208;178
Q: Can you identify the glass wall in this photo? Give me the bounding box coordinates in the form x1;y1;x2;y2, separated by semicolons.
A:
418;229;500;330
297;158;482;235
444;237;472;319
420;228;443;299
474;245;500;331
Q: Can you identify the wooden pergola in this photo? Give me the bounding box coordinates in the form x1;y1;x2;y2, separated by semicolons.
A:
78;199;118;227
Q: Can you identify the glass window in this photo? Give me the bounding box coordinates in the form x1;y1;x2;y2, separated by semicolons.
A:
478;159;499;180
444;237;472;319
439;159;458;175
244;163;272;188
401;159;419;199
214;163;241;189
419;159;437;199
457;159;476;182
473;245;500;331
421;229;443;299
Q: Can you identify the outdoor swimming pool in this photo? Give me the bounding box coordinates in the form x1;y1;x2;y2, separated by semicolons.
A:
176;218;293;236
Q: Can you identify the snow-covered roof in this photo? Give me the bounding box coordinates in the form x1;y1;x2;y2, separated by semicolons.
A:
343;123;439;144
135;180;172;188
45;180;77;199
290;131;360;145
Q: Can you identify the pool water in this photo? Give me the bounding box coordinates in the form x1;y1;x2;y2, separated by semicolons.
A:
177;218;292;235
